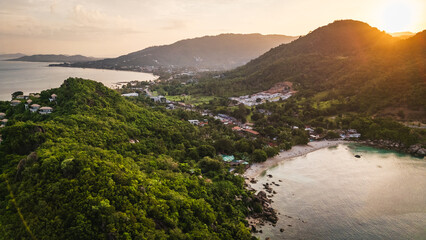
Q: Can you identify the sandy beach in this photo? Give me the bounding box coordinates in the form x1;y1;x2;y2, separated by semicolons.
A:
244;140;347;179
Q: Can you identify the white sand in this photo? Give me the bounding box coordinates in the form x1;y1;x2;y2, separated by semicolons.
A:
244;140;347;179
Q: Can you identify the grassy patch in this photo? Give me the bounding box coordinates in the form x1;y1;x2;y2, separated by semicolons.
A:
166;95;216;106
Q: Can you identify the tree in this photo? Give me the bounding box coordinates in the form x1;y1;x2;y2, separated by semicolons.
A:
252;149;267;163
198;157;224;173
265;147;278;158
197;145;216;158
11;91;23;99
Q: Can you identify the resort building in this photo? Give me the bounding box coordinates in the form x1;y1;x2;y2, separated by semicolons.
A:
1;119;8;127
121;93;139;97
49;94;57;102
188;120;200;125
39;106;53;114
11;100;21;107
30;104;41;113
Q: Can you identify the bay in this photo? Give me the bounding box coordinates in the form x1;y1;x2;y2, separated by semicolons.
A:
252;144;426;240
0;60;156;101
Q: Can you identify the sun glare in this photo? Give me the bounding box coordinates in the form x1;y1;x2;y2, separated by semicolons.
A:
379;0;422;33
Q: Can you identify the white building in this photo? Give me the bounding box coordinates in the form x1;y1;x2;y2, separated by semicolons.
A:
188;120;200;125
11;100;21;107
49;94;57;102
1;119;8;126
39;106;53;114
121;93;139;97
30;104;41;113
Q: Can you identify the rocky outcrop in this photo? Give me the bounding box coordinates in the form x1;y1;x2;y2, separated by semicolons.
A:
253;191;278;223
364;140;425;158
408;144;426;157
248;190;278;233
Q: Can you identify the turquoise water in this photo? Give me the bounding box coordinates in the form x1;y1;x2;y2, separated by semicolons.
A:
252;144;426;240
0;61;156;101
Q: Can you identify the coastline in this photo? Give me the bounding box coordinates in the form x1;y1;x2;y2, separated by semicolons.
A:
244;140;347;179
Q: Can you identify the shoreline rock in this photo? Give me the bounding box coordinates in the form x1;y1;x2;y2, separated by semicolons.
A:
363;140;425;158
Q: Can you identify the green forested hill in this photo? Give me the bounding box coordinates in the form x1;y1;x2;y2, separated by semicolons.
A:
0;78;263;239
190;20;425;118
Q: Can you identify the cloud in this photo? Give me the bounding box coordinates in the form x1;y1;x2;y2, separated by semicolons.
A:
161;19;188;30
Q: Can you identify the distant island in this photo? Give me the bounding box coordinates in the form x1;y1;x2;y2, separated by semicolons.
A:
0;53;25;60
55;33;297;74
7;54;102;63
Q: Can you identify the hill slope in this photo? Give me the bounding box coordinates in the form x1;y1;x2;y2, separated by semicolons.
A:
9;54;101;63
0;78;267;239
70;33;297;71
191;20;425;116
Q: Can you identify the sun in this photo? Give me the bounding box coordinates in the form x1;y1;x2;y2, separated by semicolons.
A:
378;0;423;33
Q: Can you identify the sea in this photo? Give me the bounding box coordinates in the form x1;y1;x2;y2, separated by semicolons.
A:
0;60;157;101
251;143;426;240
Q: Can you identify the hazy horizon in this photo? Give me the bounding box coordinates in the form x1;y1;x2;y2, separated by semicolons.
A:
1;0;425;58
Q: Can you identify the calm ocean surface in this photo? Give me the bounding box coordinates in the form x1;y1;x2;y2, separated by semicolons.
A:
0;60;156;101
252;144;426;240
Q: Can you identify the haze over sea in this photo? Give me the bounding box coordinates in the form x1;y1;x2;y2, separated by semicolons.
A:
0;60;156;101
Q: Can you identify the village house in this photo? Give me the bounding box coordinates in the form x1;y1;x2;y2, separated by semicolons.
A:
16;95;29;100
305;127;315;134
243;129;260;135
0;112;5;119
11;100;21;107
150;96;166;103
30;104;41;113
166;104;175;110
188;120;200;125
1;119;8;127
221;155;235;163
39;106;53;114
232;126;242;131
49;94;57;102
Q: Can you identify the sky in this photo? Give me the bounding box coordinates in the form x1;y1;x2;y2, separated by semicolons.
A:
0;0;425;57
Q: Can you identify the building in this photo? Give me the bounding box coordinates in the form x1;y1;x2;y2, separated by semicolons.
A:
232;126;242;131
188;120;200;125
30;104;41;113
0;112;5;119
11;100;21;107
221;155;235;162
16;95;29;100
243;129;260;135
121;93;139;97
49;94;57;102
166;104;175;110
150;96;166;103
39;106;53;114
1;119;8;126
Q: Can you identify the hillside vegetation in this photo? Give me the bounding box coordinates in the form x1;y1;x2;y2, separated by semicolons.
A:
0;78;272;240
189;20;425;118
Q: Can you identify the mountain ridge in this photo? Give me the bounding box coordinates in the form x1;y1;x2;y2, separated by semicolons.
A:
8;54;101;63
188;20;425;117
69;33;297;71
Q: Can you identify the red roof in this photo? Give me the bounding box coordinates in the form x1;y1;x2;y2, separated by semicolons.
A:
232;126;242;131
243;129;259;135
